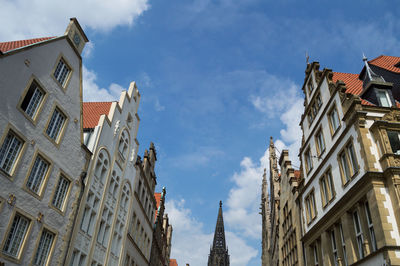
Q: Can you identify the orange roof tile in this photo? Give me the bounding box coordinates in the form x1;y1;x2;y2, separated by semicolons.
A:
154;192;162;220
294;170;301;180
83;102;113;129
170;259;178;266
369;55;400;74
332;72;363;95
0;37;56;53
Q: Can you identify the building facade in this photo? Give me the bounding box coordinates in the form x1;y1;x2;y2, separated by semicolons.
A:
126;144;159;266
65;82;142;266
0;19;90;266
299;55;400;265
262;138;303;266
208;201;229;266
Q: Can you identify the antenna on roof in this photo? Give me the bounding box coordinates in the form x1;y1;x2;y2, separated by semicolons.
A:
305;51;310;64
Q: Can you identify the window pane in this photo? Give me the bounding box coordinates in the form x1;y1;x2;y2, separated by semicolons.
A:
388;131;400;154
46;109;66;140
340;153;351;182
33;229;54;266
377;90;391;107
21;81;44;118
347;144;358;174
26;156;49;194
3;214;30;257
52;176;70;210
0;132;23;174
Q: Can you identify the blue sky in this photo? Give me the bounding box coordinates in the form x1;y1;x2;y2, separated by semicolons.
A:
2;0;400;265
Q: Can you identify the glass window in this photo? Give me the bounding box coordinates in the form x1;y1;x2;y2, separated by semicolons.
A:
52;175;70;210
20;81;45;119
0;131;24;174
376;89;391;107
329;107;340;134
46;108;66;141
305;148;313;173
353;211;364;259
315;129;325;155
2;213;30;257
33;229;54;266
53;59;70;86
365;202;377;252
26;155;49;194
118;131;129;159
331;230;338;266
387;131;400;154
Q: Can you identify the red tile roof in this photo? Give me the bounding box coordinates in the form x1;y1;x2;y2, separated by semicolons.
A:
83;102;113;129
294;170;301;180
0;37;55;53
170;259;178;266
154;192;162;220
332;72;363;95
369;55;400;74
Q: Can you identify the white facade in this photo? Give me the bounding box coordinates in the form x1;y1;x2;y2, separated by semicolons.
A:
66;83;143;266
0;19;89;266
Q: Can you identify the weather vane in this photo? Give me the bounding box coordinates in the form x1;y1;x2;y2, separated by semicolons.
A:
306;51;310;64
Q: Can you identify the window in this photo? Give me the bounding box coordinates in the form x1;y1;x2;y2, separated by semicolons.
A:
0;130;24;174
315;129;325;156
2;213;30;258
118;131;129;159
305;148;313;173
328;106;340;134
339;224;348;266
70;250;86;266
353;211;364;259
306;92;323;127
331;230;338;266
33;229;55;266
52;175;70;211
320;170;335;207
53;59;71;86
305;190;317;224
97;207;113;246
80;191;100;236
387;131;400;155
26;155;50;195
376;89;391;107
313;244;319;266
94;150;109;183
46;108;66;142
20;80;45;119
365;202;377;252
338;142;358;185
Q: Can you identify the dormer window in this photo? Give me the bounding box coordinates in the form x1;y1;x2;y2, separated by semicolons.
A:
376;89;392;107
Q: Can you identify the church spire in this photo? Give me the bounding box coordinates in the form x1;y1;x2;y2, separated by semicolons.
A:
208;201;230;266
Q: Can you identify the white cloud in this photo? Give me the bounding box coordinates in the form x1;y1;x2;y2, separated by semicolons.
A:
169;146;225;170
166;199;257;266
82;66;124;101
82;42;95;58
225;150;267;239
0;0;149;40
154;98;165;111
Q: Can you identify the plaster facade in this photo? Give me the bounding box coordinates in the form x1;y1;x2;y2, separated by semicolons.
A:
0;19;90;266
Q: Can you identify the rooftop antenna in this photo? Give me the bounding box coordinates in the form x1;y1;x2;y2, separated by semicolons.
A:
306;51;310;64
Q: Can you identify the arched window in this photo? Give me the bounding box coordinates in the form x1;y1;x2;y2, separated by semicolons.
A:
118;130;129;159
94;150;109;183
109;171;121;199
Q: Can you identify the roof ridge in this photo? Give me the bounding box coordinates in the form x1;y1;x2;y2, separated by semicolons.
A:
369;55;385;63
0;36;56;44
333;71;358;75
83;101;115;104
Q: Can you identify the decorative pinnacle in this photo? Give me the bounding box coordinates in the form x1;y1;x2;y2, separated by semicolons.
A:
219;201;222;207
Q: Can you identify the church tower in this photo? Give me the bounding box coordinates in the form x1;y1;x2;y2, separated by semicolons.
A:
208;201;230;266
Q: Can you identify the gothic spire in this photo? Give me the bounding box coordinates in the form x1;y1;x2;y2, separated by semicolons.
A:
208;201;230;266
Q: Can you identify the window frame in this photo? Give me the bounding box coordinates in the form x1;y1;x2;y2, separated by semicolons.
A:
51;54;73;90
338;140;359;186
319;168;335;207
1;209;34;263
304;147;313;174
22;149;53;199
364;202;377;252
49;171;72;215
43;103;69;147
353;210;364;259
305;189;317;224
17;76;48;124
31;226;57;266
315;127;326;156
328;105;341;136
0;125;27;178
376;89;392;107
339;223;348;266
